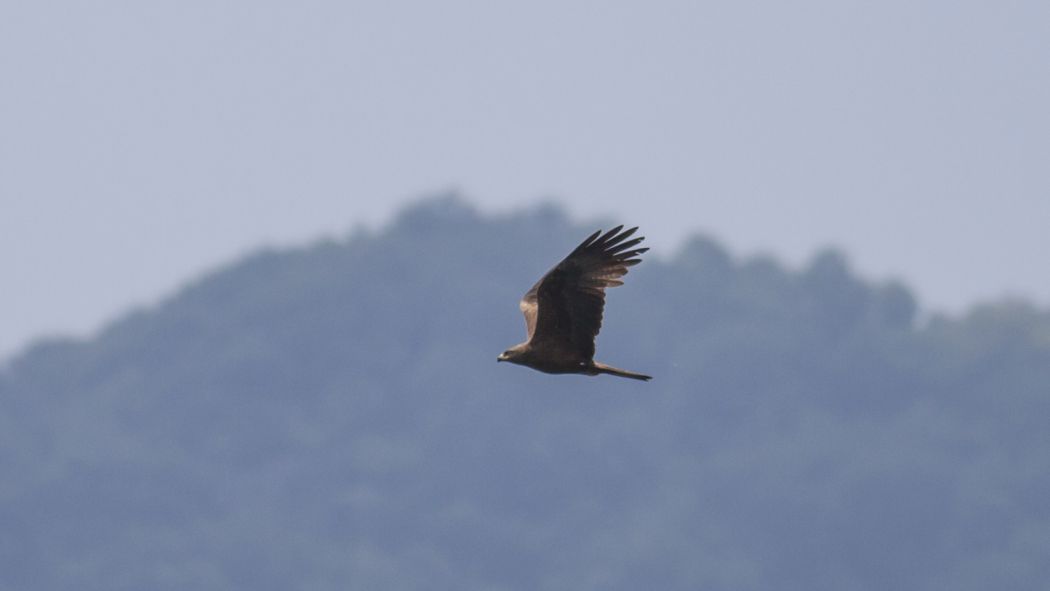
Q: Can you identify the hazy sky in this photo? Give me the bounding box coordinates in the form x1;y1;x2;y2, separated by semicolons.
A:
3;1;1048;361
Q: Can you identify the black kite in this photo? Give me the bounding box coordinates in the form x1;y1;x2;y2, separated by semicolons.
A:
497;225;652;381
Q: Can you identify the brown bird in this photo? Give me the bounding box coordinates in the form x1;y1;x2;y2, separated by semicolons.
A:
497;225;652;381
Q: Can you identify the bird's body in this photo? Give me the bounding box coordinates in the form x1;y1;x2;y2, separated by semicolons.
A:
498;225;652;381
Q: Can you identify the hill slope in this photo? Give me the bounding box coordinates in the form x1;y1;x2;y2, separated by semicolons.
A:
2;198;1049;590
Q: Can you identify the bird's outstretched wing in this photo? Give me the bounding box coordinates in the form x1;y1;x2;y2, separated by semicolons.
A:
519;226;647;359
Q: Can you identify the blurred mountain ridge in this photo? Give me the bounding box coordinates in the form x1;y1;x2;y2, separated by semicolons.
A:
1;196;1048;590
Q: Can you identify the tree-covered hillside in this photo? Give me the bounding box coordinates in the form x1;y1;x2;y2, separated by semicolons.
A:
2;198;1048;590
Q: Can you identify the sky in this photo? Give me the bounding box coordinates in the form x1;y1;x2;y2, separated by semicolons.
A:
2;0;1049;361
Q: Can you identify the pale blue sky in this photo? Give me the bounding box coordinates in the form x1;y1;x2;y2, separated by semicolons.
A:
2;1;1048;360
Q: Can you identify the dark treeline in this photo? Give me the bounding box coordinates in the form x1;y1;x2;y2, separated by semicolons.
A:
1;197;1048;590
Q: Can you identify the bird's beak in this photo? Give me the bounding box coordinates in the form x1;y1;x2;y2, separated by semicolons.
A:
497;353;506;362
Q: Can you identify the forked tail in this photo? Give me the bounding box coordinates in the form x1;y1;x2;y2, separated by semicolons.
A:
593;361;652;381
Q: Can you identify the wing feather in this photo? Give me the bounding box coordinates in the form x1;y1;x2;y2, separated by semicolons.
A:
518;226;647;360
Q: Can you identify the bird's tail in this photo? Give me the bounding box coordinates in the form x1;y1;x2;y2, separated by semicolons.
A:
593;361;652;381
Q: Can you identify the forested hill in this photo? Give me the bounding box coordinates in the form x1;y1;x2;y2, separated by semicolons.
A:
2;197;1048;590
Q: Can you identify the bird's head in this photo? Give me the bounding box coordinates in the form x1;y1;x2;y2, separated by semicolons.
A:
497;345;525;363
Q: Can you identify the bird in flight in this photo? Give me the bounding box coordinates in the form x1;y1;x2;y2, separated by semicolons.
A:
497;225;652;381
